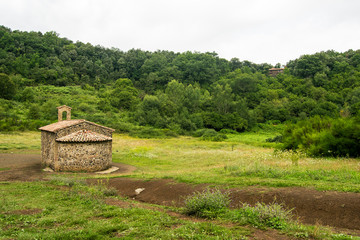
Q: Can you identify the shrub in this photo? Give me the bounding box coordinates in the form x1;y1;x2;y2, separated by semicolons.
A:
183;188;230;218
129;128;164;138
282;116;360;157
129;127;177;139
265;135;283;143
49;176;86;187
219;129;238;134
192;128;208;137
201;112;248;132
229;202;293;229
198;129;228;142
95;180;118;197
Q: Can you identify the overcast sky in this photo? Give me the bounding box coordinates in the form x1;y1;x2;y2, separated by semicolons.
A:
1;0;359;65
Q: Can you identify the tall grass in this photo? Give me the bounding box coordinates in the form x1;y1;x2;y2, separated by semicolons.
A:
184;188;230;218
182;188;354;239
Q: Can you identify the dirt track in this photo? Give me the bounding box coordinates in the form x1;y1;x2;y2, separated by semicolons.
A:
1;153;360;235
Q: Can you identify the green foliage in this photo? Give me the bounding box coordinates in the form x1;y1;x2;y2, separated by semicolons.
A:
184;188;230;218
0;73;16;99
49;176;87;187
110;78;139;110
194;128;228;142
129;127;177;139
219;128;238;134
202;112;248;132
265;135;283;143
282;116;360;157
1;25;360;139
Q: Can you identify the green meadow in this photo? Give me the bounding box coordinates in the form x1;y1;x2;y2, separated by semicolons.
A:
1;131;360;192
1;131;360;239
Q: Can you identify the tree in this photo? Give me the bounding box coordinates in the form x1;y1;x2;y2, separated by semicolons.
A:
165;80;185;110
211;84;233;114
0;73;16;99
110;78;139;110
135;95;165;128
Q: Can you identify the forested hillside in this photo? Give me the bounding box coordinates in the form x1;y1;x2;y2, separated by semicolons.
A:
1;25;360;142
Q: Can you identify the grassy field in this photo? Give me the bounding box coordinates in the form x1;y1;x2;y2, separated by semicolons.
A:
0;132;40;153
110;134;360;192
1;131;360;192
0;173;355;239
1;131;360;239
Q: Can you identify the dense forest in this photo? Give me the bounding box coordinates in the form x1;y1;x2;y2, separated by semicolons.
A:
1;25;360;156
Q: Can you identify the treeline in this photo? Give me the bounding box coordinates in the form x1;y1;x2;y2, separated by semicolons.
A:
1;26;360;140
0;25;270;88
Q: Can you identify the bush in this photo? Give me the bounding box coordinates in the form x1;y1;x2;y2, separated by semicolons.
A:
219;129;238;134
192;128;208;137
282;116;360;157
228;202;293;229
193;128;228;141
129;127;177;139
49;176;86;187
184;188;230;218
94;180;118;197
201;112;248;132
201;129;227;141
265;135;283;143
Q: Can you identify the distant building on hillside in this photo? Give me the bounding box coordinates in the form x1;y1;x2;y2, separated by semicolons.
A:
269;68;284;77
39;105;115;172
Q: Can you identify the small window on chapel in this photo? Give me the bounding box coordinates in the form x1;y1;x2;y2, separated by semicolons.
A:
62;111;67;120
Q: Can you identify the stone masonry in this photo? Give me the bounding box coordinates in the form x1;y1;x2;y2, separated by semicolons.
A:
39;106;114;172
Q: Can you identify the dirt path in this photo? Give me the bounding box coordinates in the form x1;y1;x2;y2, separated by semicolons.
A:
90;177;360;234
1;153;360;235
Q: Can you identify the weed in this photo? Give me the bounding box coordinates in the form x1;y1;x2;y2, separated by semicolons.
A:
95;179;118;196
331;233;356;239
183;188;230;218
227;202;293;229
273;149;306;166
49;176;86;187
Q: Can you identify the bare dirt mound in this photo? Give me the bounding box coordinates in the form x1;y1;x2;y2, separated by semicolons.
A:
88;178;360;233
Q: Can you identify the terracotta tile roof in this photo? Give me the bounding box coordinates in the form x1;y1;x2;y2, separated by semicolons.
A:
57;105;72;109
39;119;115;133
56;130;112;142
39;119;85;132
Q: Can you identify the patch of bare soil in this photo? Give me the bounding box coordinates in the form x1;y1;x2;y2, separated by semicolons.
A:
1;153;360;236
89;177;360;235
0;153;45;181
6;208;43;215
0;153;135;181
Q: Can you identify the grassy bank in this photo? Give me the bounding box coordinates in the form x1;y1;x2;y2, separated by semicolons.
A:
1;179;356;239
0;180;252;239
